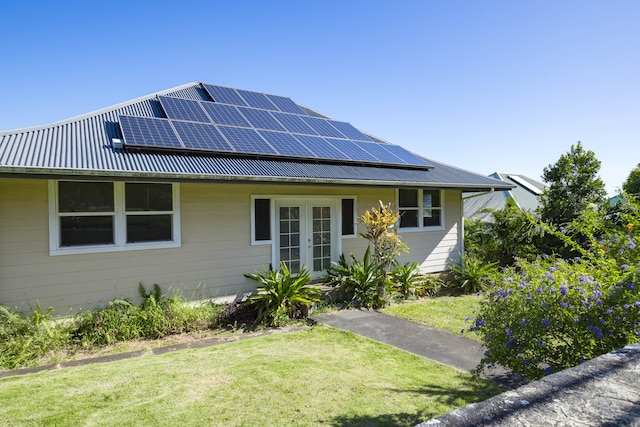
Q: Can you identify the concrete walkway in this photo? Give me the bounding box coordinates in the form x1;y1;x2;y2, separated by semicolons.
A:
311;309;511;385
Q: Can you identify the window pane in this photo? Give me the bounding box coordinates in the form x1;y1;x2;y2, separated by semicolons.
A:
423;190;441;208
399;189;418;208
60;216;114;246
423;210;441;227
59;182;114;212
254;199;271;241
341;198;355;235
126;183;172;211
126;215;172;243
399;210;418;228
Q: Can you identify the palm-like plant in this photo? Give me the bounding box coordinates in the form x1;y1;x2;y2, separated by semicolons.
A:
245;263;320;326
448;254;497;294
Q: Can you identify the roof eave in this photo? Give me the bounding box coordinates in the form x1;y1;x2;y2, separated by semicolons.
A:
0;167;516;190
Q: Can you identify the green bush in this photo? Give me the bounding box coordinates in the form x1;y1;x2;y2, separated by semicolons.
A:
388;262;442;298
0;304;71;370
72;287;221;346
469;196;640;380
244;263;321;326
325;247;384;308
448;254;497;294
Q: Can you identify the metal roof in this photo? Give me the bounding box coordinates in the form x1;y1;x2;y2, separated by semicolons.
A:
464;172;545;220
0;81;513;191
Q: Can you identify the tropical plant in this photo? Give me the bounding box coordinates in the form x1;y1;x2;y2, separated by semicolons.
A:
359;201;409;303
325;247;382;308
245;262;321;326
448;254;497;294
388;262;441;298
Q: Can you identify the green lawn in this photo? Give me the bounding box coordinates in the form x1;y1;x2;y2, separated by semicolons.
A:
382;295;481;340
0;325;500;427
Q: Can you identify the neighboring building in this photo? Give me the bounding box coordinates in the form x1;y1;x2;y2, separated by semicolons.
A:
464;172;545;221
0;82;512;313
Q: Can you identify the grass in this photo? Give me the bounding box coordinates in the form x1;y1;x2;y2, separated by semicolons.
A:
0;325;501;427
382;295;481;340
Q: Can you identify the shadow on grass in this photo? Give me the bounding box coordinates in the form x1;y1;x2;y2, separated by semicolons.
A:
322;374;503;427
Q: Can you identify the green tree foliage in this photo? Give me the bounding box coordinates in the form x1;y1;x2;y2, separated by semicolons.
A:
469;196;640;381
538;142;607;227
623;163;640;195
465;199;542;267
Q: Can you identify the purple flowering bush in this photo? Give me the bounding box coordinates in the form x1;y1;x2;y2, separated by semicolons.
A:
469;196;639;380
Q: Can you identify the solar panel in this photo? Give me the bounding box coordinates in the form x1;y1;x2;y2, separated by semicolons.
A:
378;144;432;167
328;121;372;142
324;138;379;162
293;135;350;160
217;126;277;155
258;130;316;158
300;116;346;138
270;112;318;135
158;96;210;123
119;116;183;149
236;89;278;110
171;121;234;152
237;107;286;131
355;141;408;165
203;84;248;106
265;94;307;115
201;102;251;127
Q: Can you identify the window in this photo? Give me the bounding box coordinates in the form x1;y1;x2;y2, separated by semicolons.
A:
398;188;443;229
50;181;180;254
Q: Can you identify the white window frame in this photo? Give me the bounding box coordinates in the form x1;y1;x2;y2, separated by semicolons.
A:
396;188;445;232
48;180;181;255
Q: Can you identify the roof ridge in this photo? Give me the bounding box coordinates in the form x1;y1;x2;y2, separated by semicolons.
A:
0;81;202;135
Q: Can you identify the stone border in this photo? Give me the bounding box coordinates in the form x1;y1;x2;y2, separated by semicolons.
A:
417;342;640;426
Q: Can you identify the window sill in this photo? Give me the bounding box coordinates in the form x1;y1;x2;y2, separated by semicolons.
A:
50;241;181;256
398;226;445;233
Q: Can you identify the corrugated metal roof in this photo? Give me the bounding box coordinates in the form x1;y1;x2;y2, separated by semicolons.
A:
0;81;513;190
464;172;545;220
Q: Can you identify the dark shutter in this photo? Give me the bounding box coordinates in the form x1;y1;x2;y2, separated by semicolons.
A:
341;198;355;236
254;199;271;241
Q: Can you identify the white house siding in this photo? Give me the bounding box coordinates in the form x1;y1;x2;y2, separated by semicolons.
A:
0;178;461;314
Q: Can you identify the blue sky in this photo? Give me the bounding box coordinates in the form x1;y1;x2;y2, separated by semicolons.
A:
1;1;638;195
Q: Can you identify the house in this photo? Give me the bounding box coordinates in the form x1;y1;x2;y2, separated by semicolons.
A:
0;82;512;314
464;172;545;221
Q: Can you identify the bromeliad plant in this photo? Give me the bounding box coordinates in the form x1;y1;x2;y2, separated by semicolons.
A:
325;247;381;307
245;262;321;326
448;254;498;294
359;201;408;305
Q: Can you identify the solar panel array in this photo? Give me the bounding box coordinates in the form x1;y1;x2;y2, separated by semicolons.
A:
120;86;432;169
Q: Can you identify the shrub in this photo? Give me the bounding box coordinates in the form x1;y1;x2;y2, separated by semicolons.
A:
448;254;497;294
325;247;384;308
469;196;640;381
388;262;441;298
0;304;71;370
244;263;321;326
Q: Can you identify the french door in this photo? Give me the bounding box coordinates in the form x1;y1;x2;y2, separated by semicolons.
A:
275;199;337;279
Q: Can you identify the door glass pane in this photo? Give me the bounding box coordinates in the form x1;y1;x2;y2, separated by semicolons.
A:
279;206;301;273
311;205;331;273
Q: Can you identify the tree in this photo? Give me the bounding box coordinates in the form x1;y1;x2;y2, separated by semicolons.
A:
622;163;640;195
538;142;606;227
